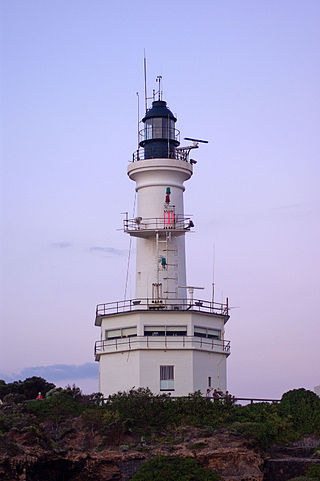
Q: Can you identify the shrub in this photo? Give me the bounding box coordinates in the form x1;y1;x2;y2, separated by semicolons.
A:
106;388;173;433
131;455;220;481
232;403;294;449
306;463;320;480
27;392;83;422
288;477;316;481
278;389;320;435
0;377;55;401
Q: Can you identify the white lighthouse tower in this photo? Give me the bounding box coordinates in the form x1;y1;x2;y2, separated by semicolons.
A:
94;87;230;397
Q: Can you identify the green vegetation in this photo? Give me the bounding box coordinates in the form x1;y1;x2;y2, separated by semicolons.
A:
0;377;55;402
279;389;320;436
306;463;320;480
0;380;319;453
288;467;320;481
131;455;220;481
288;478;317;481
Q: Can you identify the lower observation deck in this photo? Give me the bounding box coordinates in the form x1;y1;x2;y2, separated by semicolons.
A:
123;216;193;238
95;298;229;325
95;335;230;360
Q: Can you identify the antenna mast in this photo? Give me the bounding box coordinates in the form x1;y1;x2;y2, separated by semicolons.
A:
144;50;147;112
136;92;140;149
211;243;215;305
156;75;162;100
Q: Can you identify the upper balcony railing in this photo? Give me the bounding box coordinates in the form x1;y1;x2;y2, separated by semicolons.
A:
132;148;190;162
95;336;230;357
96;298;229;319
123;216;193;234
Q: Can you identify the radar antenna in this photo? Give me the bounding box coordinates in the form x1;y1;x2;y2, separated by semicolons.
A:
176;137;208;162
184;137;208;143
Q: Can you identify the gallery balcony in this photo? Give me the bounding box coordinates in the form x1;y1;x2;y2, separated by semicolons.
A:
123;216;194;238
94;335;231;360
95;297;229;325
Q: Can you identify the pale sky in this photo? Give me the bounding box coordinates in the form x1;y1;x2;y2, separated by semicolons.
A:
1;0;319;397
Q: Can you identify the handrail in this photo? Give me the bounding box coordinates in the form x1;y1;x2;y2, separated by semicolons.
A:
132;148;190;162
95;335;231;356
123;216;193;232
95;298;229;318
234;397;281;404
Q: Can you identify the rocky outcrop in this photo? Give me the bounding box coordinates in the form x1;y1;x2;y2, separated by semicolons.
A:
1;422;319;481
0;427;265;481
263;436;320;481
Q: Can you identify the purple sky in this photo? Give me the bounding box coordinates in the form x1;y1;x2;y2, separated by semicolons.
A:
1;0;319;397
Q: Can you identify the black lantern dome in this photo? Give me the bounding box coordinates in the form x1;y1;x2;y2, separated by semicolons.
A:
139;100;180;159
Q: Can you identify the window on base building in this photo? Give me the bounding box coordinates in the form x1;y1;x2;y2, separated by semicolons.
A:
160;365;174;391
144;325;187;336
194;326;221;340
105;326;137;340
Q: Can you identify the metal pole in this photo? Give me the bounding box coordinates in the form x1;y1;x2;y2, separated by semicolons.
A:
136;92;140;150
144;51;147;112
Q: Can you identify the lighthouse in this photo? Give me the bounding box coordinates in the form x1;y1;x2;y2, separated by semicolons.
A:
94;87;230;397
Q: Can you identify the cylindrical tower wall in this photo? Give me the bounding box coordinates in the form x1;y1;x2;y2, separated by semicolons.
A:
128;158;192;302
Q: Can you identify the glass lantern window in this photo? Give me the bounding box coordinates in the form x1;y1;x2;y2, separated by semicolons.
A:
145;118;175;140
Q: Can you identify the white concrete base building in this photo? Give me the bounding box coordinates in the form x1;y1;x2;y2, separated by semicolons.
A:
94;92;230;397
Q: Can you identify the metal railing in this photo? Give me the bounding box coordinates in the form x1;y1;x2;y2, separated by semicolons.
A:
139;127;180;144
132;148;190;162
95;335;230;356
96;298;229;318
234;397;281;404
123;216;193;233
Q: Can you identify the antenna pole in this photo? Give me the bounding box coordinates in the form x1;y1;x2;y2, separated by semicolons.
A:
144;50;147;112
167;114;170;158
136;92;140;150
156;75;162;100
211;243;215;307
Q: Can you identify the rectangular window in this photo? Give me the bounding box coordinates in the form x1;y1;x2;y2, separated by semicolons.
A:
105;327;137;340
208;376;212;387
207;328;220;339
194;326;221;340
160;365;174;390
194;327;207;338
144;326;166;336
144;325;187;337
166;326;187;336
106;328;122;340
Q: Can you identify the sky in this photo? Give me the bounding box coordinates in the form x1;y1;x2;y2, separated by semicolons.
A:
0;0;319;398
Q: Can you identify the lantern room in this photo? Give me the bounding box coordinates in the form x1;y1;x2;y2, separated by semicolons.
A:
139;100;180;159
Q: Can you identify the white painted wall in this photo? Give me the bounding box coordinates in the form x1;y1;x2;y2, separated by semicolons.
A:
139;350;194;396
128;158;192;300
99;350;140;396
98;310;229;397
192;350;227;394
96;152;231;398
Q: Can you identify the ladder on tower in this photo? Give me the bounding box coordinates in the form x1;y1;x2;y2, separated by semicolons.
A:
158;231;178;298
